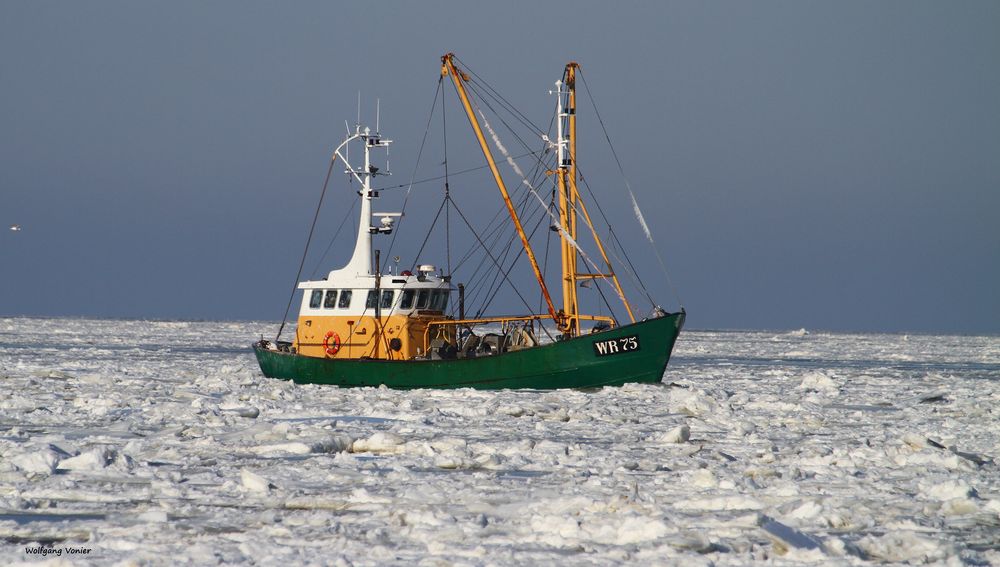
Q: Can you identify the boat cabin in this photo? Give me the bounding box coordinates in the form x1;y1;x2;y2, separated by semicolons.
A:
293;265;455;360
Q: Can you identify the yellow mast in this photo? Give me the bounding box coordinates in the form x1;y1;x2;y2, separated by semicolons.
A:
440;54;563;330
561;63;636;326
556;64;580;335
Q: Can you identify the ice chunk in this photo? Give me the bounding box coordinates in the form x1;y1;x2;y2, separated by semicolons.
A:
761;517;823;554
674;496;765;511
857;531;955;563
688;469;718;489
668;388;722;417
351;432;404;454
797;371;839;395
251;435;352;456
137;509;169;523
56;447;114;471
10;449;60;475
220;404;260;418
608;515;669;545
921;479;978;501
240;468;273;492
657;424;691;443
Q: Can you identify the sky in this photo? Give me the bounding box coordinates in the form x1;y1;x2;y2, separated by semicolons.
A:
1;1;998;334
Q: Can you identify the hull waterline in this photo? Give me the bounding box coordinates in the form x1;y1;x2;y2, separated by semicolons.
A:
253;312;684;390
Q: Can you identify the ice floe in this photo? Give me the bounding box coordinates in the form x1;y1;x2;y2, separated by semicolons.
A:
0;318;997;564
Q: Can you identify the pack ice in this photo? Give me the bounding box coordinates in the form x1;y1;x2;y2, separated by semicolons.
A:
1;318;998;565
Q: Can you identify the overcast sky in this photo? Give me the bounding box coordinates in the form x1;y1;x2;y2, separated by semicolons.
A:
2;1;998;333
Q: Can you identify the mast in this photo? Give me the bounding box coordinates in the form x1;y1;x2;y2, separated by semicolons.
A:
561;64;636;325
555;68;581;336
340;126;392;277
441;53;562;330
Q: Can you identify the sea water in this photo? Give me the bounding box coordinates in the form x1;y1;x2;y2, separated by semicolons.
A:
1;318;998;565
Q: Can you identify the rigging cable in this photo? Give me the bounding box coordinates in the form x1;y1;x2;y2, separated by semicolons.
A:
475;199;554;319
455;75;630;319
372;150;541;191
539;187;555;314
408;197;448;272
578;69;683;308
309;198;358;278
275;154;339;342
454;55;546;136
443;78;452;278
382;77;442;272
574;167;657;309
449;198;554;343
466;196;545;313
475;105;631;311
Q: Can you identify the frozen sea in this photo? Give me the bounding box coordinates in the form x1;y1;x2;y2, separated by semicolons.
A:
1;318;998;566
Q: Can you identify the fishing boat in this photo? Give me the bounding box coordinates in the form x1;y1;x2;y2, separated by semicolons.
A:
253;54;684;389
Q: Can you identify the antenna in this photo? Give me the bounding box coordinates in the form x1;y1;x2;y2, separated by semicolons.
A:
376;98;381;135
356;91;361;127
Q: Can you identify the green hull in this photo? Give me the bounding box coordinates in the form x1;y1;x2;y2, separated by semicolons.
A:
253;312;684;389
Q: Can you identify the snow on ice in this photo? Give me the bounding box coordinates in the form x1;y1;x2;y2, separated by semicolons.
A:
0;318;998;565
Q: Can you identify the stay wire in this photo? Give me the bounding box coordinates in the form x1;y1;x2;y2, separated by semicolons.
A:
275;154;338;342
462;182;542;309
382;77;442;272
408;197;448;272
467;201;540;314
608;224;657;307
575;167;656;309
450;198;554;343
447;83;556;275
454;55;546;136
578;69;682;308
443;79;452;277
476;200;550;318
373;150;540;191
309;198;358;278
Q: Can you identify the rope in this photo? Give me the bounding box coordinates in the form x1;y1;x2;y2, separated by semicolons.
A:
309;198;357;278
454;55;546;136
443;81;452;278
372;150;541;191
578;69;683;308
574;166;655;306
476;200;551;318
476;107;631;310
275;154;338;342
450;198;554;342
408;197;448;272
382;77;442;272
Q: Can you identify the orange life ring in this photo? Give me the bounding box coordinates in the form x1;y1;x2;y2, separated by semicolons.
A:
323;331;341;356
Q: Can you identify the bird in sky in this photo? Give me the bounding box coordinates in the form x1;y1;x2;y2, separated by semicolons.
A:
9;225;21;232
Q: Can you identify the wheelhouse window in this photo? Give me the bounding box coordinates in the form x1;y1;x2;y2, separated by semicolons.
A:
323;290;338;309
400;289;415;309
365;290;378;309
380;290;395;309
416;289;430;309
439;290;449;311
429;290;443;310
338;290;353;308
309;290;323;309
